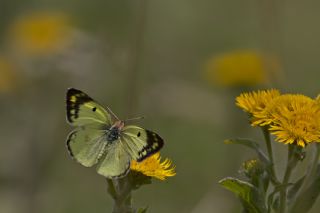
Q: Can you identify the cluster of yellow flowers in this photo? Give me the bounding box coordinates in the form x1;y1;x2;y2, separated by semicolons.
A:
236;89;320;147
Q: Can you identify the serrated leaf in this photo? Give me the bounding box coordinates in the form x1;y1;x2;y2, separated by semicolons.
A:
219;177;267;213
290;165;320;213
224;139;269;165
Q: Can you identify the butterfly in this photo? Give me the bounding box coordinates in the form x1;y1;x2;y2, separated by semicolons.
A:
66;88;164;178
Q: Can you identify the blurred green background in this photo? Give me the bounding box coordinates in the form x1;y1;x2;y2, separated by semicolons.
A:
1;0;320;212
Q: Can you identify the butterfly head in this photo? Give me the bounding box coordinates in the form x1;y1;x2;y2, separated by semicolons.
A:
112;120;125;129
106;121;125;142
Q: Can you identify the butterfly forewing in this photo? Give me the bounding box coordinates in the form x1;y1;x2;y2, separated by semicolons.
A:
121;125;164;162
66;88;112;127
96;139;131;178
67;127;107;167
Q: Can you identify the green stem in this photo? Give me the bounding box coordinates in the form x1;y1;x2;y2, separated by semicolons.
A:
107;179;117;200
289;144;320;213
307;144;320;184
262;127;279;184
107;178;133;213
279;145;296;213
125;0;148;117
295;144;320;197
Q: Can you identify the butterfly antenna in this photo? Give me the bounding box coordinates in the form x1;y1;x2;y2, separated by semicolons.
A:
124;116;145;123
106;106;120;121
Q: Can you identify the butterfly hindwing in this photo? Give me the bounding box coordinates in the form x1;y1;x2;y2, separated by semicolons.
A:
121;125;164;162
96;139;131;178
66;88;112;127
67;127;107;167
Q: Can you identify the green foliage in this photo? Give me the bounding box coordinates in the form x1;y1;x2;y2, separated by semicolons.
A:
221;133;320;213
290;165;320;213
242;158;269;194
136;207;148;213
287;176;305;202
128;171;152;190
219;177;267;213
107;172;152;213
267;183;293;212
224;139;270;165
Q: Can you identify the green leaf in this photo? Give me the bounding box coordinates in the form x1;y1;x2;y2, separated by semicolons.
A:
225;138;279;184
128;171;152;190
267;183;293;212
290;165;320;213
287;175;305;201
219;177;267;213
136;207;148;213
224;139;270;165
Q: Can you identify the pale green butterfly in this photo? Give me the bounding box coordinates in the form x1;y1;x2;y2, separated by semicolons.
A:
66;88;164;178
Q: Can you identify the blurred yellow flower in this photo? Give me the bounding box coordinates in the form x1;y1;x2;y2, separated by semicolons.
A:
8;11;71;55
205;50;279;87
268;94;320;147
236;89;280;126
0;57;18;93
130;153;176;180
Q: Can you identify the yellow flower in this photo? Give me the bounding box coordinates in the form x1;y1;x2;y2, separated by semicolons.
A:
236;89;280;126
0;57;19;93
204;50;278;87
267;94;320;147
130;153;176;180
315;94;320;104
8;11;71;55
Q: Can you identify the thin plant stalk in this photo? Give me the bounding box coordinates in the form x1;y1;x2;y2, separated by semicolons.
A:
257;0;286;88
107;178;133;213
261;127;279;184
125;0;148;118
306;144;320;185
279;144;296;213
289;144;320;213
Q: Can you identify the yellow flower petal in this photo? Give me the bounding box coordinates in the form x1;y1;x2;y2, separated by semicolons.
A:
236;89;280;126
130;153;176;180
267;94;320;147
